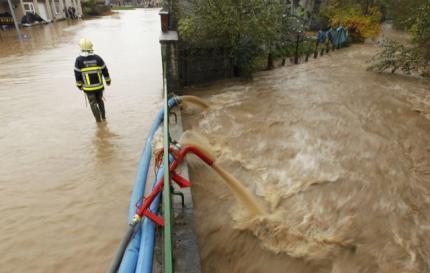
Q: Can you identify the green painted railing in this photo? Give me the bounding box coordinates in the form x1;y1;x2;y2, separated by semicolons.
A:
162;61;174;273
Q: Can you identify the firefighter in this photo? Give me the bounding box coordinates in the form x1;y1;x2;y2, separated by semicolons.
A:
74;38;111;122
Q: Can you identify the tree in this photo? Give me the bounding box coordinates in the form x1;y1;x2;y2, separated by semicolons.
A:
368;40;421;74
319;2;382;42
411;1;430;65
385;0;425;30
178;0;290;76
81;0;110;16
368;0;430;76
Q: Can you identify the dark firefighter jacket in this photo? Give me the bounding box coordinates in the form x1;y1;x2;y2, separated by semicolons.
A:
74;54;110;92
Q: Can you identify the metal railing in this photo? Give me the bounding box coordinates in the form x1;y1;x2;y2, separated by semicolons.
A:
162;61;174;273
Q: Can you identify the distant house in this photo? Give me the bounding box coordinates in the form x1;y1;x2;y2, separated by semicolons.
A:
0;0;82;23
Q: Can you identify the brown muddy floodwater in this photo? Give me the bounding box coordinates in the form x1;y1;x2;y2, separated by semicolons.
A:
183;44;430;273
0;9;163;273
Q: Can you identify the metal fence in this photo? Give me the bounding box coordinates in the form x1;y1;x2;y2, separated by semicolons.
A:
178;44;234;86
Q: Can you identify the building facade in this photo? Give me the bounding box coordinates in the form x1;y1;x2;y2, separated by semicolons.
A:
0;0;82;24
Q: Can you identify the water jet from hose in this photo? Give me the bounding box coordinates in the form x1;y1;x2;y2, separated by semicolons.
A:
178;95;210;111
180;131;264;215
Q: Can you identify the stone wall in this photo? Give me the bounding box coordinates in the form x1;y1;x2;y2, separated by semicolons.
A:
160;30;180;93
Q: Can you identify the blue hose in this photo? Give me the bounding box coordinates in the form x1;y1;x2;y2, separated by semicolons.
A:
118;98;178;273
134;169;164;273
135;154;174;273
135;171;164;273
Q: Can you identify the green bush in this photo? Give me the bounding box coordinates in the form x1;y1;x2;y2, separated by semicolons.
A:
179;0;289;76
111;6;135;10
302;38;316;56
368;39;425;75
369;1;429;76
411;2;430;63
81;0;110;16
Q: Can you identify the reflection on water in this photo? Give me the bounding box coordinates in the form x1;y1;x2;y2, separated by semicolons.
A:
184;44;430;273
93;123;119;161
0;20;80;56
0;9;163;273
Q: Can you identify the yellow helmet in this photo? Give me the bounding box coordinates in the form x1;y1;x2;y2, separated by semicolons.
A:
79;38;93;52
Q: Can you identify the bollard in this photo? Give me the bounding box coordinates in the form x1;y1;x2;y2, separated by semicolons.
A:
159;9;169;33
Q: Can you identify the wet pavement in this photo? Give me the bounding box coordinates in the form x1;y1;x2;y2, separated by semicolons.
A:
0;9;163;273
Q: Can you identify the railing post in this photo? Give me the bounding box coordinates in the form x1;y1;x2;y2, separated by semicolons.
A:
294;32;300;64
314;40;319;59
162;61;174;273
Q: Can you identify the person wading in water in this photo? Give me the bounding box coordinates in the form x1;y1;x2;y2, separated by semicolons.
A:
74;38;111;122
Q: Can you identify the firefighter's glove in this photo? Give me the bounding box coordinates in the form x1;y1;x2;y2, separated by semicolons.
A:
76;82;83;90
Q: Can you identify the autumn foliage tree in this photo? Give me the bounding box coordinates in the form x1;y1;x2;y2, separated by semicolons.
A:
320;2;382;42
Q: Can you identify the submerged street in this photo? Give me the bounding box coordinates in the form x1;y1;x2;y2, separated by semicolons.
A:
1;5;430;273
0;9;163;273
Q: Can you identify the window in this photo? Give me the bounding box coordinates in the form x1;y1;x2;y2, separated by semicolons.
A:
23;1;35;14
53;0;61;14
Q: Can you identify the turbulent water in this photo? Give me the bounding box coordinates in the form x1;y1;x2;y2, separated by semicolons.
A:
0;10;163;273
179;130;265;215
183;44;430;273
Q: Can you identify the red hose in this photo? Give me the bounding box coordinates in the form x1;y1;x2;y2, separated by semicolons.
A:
135;145;214;223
